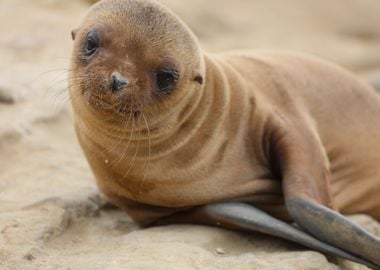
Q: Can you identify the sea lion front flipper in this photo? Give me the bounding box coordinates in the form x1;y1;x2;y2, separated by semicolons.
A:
272;121;380;267
285;197;380;267
153;202;376;268
198;203;379;269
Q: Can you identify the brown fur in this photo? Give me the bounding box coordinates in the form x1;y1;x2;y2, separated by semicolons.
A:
69;0;380;226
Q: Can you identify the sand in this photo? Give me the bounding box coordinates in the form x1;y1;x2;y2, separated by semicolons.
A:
1;0;380;269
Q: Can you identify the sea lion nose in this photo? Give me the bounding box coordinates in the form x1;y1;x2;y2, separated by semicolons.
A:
111;72;129;93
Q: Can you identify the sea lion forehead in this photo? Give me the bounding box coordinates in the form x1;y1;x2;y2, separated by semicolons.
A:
85;0;187;42
76;0;196;59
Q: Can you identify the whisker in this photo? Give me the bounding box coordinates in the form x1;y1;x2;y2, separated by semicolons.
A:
103;103;131;158
123;100;141;180
112;99;136;168
139;110;152;194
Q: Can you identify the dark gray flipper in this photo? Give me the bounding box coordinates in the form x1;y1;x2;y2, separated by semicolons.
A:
286;197;380;268
202;202;379;269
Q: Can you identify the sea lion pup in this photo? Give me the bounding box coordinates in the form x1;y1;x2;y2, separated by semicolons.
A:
69;0;380;268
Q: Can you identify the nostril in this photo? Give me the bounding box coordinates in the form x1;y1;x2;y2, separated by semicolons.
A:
111;72;129;93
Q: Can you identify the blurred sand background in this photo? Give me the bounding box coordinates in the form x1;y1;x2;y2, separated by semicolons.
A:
1;0;380;269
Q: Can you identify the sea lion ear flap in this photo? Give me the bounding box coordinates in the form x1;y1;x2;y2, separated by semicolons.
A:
71;28;79;41
193;73;204;85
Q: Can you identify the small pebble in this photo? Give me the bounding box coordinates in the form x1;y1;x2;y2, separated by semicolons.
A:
23;253;35;261
0;88;15;104
216;248;225;255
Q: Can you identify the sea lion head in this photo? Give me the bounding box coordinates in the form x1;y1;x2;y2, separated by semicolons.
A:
69;0;205;122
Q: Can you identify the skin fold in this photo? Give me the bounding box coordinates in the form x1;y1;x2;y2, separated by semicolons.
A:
69;0;380;268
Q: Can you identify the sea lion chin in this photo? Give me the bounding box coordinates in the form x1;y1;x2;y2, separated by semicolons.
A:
69;0;380;268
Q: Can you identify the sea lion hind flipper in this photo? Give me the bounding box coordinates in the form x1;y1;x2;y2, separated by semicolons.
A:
200;203;378;269
286;197;380;268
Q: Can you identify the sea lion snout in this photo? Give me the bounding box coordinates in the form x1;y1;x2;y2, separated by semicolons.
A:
110;72;129;93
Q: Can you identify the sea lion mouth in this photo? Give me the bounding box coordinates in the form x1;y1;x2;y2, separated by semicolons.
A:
87;93;142;118
117;107;141;117
87;94;115;109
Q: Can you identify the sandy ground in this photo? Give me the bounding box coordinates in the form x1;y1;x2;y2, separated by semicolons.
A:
1;0;380;269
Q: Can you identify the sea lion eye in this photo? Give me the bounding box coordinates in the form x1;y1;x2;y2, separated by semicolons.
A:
156;69;179;93
84;31;100;56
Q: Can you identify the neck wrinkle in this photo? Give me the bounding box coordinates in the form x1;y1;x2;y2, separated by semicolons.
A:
173;54;233;168
144;53;233;162
114;54;228;162
142;79;207;141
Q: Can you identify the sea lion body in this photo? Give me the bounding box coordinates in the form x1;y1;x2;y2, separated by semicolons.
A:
69;0;380;267
73;49;380;224
220;52;380;217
